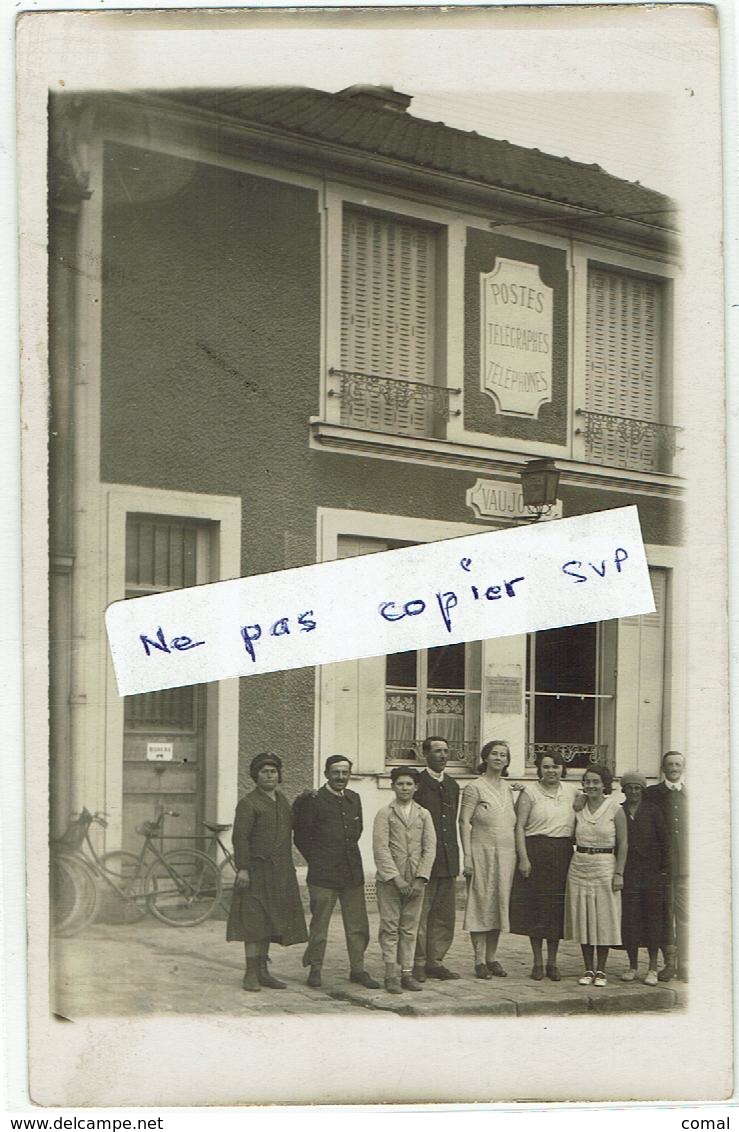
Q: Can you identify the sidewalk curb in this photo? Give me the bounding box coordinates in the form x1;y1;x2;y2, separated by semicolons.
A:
327;983;679;1017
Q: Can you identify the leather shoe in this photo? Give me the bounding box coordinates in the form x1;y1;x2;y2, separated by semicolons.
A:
306;967;322;988
475;963;492;979
384;976;402;994
530;964;544;981
350;970;381;989
411;965;427;983
400;975;423;991
426;964;460;981
487;961;507;977
258;960;286;989
259;971;287;989
658;963;676;982
546;965;561;982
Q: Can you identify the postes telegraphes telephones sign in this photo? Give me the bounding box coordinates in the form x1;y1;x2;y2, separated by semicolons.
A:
480;258;553;418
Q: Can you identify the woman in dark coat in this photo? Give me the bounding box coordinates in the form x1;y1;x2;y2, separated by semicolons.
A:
227;752;308;992
619;770;672;987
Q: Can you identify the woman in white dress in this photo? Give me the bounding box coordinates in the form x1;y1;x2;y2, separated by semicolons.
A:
564;763;628;987
459;740;517;979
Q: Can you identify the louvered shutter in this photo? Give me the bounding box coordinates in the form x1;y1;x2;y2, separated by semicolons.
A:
326;536;389;773
615;568;667;772
586;268;662;471
340;209;435;436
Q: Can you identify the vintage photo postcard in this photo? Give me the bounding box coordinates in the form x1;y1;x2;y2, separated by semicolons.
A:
17;2;732;1107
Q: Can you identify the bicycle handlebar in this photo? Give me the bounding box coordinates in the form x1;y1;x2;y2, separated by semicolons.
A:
135;809;181;837
74;809;108;828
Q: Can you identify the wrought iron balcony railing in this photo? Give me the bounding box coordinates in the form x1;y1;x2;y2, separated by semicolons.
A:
385;739;478;771
329;368;461;439
526;742;612;772
576;409;682;474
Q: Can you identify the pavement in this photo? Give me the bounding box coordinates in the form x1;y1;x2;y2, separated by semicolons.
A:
52;898;687;1019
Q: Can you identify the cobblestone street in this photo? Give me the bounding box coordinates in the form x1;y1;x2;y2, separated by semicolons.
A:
52;905;686;1019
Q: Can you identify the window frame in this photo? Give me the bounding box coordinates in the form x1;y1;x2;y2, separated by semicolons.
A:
524;621;616;774
384;641;483;770
322;184;460;439
572;241;678;472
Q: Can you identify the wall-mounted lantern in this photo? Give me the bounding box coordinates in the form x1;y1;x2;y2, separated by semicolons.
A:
519;458;560;521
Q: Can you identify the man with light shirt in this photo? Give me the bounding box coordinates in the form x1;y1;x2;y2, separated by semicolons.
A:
412;736;462;982
646;751;688;982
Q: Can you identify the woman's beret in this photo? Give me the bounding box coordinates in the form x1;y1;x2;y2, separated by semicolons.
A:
620;770;647;790
250;752;282;780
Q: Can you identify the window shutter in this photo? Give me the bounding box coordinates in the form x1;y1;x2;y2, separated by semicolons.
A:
615;568;666;772
586;268;662;470
341;209;436;435
327;536;389;773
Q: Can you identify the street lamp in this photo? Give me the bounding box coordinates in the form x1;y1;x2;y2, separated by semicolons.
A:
520;458;560;521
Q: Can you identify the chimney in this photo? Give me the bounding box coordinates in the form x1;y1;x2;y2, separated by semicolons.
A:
338;85;413;113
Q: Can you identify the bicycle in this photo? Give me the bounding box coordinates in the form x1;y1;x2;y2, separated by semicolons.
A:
51;808;223;931
200;822;237;914
156;821;237;915
50;851;98;937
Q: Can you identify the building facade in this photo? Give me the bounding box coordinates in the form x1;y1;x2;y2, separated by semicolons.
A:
49;85;684;864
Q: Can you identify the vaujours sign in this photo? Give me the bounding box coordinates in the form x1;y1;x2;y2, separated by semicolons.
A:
481;259;553;418
466;478;562;522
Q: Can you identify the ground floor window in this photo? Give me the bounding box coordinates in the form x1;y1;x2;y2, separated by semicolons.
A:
525;623;614;772
385;641;481;770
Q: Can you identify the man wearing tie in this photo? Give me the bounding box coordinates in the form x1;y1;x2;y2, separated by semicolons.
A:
411;736;461;982
646;750;688;982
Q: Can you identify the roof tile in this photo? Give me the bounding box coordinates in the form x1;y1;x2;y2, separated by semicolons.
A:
166;86;675;229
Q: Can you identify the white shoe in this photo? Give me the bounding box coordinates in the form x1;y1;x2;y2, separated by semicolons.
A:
644;970;658;987
593;971;608;987
578;970;595;985
621;968;637;982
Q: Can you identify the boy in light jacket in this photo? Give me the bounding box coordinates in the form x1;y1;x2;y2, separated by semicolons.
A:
372;765;437;994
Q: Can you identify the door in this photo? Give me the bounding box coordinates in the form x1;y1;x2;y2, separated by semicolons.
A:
121;515;211;853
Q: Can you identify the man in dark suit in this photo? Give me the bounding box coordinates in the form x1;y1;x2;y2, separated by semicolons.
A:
293;755;380;990
411;736;461;981
646;750;688;982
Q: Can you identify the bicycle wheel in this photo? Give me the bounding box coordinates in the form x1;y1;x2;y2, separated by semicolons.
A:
51;854;98;936
144;849;222;926
98;851;147;924
218;857;236;916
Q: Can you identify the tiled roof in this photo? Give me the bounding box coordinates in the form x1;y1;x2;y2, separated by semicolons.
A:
168;86;675;231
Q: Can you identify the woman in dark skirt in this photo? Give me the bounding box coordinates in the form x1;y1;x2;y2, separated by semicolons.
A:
619;771;672;987
226;752;308;992
510;751;579;981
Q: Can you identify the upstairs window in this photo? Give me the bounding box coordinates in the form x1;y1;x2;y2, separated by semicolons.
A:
584;267;674;472
338;207;443;437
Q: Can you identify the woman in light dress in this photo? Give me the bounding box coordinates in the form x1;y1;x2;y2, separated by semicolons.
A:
459;740;518;979
564;763;628;987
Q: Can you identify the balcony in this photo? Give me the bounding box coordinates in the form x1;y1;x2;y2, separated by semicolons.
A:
526;742;612;772
576;409;682;474
329;368;461;439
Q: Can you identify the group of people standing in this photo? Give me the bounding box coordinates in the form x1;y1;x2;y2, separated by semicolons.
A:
226;742;688;996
